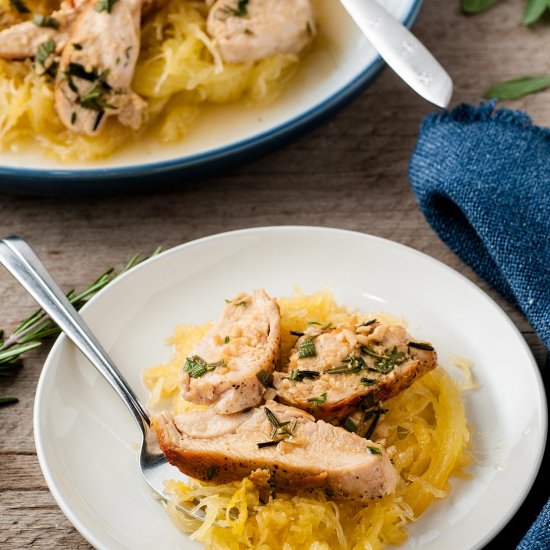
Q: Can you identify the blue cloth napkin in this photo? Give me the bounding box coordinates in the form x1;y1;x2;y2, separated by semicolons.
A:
408;102;549;549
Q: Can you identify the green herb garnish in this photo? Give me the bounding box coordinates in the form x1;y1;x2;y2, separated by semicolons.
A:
408;341;434;351
206;466;217;480
257;440;280;449
290;330;304;337
367;445;382;456
36;40;56;66
343;417;357;433
358;319;377;328
33;15;60;29
70;112;77;125
95;0;118;13
460;0;501;14
287;369;320;381
298;336;316;359
523;0;549;25
224;336;230;343
362;346;406;374
9;0;30;13
223;0;249;17
307;393;327;407
256;369;270;386
183;355;223;378
0;249;161;406
360;378;377;386
484;76;550;100
72;43;83;50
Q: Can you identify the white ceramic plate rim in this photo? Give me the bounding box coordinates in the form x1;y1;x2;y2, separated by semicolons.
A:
33;226;548;549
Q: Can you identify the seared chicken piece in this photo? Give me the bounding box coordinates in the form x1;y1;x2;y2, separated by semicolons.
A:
206;0;315;63
0;0;85;60
152;401;398;501
181;290;280;414
273;321;437;421
55;0;146;135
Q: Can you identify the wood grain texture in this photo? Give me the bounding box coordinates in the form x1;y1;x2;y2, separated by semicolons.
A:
0;0;548;548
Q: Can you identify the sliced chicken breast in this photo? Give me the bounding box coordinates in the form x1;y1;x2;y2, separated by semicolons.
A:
206;0;315;63
273;320;437;421
54;0;146;135
152;401;398;501
181;290;280;414
0;0;85;60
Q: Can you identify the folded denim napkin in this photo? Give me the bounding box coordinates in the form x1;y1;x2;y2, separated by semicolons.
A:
408;102;549;549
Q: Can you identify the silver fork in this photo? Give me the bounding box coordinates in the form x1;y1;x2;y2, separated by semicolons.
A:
0;236;205;521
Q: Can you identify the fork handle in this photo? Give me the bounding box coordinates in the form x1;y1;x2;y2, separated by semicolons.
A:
0;236;150;434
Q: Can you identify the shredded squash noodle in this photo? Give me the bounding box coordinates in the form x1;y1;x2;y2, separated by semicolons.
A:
143;288;474;549
0;0;301;161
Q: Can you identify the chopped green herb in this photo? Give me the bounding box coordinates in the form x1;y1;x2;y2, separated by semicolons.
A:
290;330;305;337
257;440;280;449
95;0;118;13
0;397;19;407
206;466;217;480
298;336;316;359
360;378;376;386
483;76;550;100
9;0;30;13
308;393;327;407
183;355;222;378
256;369;270;386
223;0;249;17
324;365;357;375
397;425;411;440
343;417;357;433
408;341;434;351
367;445;382;456
125;46;132;59
287;369;320;381
244;27;254;35
362;346;406;374
344;355;366;371
358;319;377;328
359;394;375;410
36;40;56;66
460;0;501;14
33;15;60;29
224;336;230;343
70;112;77;125
365;407;386;439
523;0;548;25
72;43;83;50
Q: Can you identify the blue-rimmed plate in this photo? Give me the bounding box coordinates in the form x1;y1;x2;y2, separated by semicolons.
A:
0;0;422;194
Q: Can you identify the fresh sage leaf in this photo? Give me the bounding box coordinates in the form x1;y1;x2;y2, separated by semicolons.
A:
523;0;549;25
461;0;501;14
484;75;550;100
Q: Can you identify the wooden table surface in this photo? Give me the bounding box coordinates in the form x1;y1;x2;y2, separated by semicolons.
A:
1;0;548;548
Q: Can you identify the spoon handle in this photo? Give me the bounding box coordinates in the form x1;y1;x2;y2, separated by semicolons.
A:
0;236;150;433
339;0;452;108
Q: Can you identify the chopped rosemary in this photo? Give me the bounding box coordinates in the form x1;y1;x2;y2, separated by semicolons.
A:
70;112;77;125
183;355;222;378
345;355;366;371
324;365;356;375
264;407;297;441
359;394;375;410
358;319;377;328
360;378;376;386
290;330;305;337
256;369;270;386
72;43;83;50
9;0;30;13
298;336;316;359
365;407;386;440
408;341;434;351
257;440;280;449
343;417;357;433
33;15;60;29
223;0;249;17
224;336;230;343
95;0;118;13
287;369;320;381
362;346;406;374
0;397;19;407
307;393;327;407
367;445;382;456
36;40;56;66
206;466;217;480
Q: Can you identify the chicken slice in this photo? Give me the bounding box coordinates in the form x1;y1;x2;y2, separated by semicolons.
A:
206;0;316;64
181;290;280;414
0;0;86;60
152;401;398;501
54;0;146;135
273;321;437;421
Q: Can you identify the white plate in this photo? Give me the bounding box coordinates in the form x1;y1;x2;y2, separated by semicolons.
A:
0;0;421;191
34;226;547;549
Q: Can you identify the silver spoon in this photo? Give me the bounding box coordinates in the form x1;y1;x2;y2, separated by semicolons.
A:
0;236;204;521
340;0;452;108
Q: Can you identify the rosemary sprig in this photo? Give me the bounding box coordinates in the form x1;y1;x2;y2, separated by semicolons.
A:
0;248;161;406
